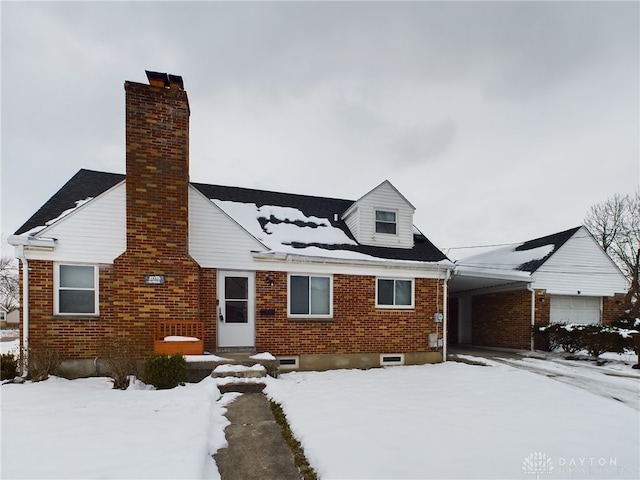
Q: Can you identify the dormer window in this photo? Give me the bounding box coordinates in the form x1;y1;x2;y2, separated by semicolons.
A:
375;210;397;234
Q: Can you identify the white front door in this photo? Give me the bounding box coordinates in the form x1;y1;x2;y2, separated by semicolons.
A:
218;272;255;348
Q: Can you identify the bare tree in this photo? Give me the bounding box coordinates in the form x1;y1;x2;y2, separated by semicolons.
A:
585;190;640;317
0;256;20;312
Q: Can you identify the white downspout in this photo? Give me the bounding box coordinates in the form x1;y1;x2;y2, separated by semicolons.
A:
527;283;535;351
16;245;29;377
442;268;451;361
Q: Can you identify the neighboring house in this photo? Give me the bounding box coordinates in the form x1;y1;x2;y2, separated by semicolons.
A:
9;71;454;376
6;309;20;329
448;226;629;350
0;305;6;329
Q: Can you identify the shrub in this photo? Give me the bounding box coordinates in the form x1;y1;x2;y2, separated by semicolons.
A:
143;353;186;389
102;338;139;390
1;352;18;380
29;348;61;382
536;323;637;358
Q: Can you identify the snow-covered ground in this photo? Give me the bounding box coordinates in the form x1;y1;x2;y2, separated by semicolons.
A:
265;359;640;479
2;337;639;479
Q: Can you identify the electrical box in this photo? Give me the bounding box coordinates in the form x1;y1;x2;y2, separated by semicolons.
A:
434;312;444;323
428;333;438;348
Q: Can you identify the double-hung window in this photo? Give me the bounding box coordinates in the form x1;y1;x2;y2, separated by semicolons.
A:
375;210;397;234
55;264;98;315
376;278;414;308
289;274;332;318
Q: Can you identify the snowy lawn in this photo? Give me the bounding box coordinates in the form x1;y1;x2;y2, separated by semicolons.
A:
2;344;639;479
1;374;237;479
265;360;640;480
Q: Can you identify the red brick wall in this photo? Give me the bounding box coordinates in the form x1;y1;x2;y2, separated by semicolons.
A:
255;271;443;355
20;261;114;359
602;293;627;325
472;289;532;350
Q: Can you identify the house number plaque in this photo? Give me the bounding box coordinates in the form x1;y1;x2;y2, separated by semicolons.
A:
145;275;165;285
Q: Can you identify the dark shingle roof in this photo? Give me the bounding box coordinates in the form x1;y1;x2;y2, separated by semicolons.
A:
16;169;448;263
515;226;581;272
15;169;125;235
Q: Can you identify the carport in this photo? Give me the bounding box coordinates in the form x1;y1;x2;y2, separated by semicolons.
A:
447;265;532;348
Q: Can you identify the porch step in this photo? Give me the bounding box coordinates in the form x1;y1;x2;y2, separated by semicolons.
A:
213;363;268;394
206;352;279;393
212;363;267;379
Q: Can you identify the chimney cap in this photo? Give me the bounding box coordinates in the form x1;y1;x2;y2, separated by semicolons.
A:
145;70;185;90
168;74;184;90
145;70;170;88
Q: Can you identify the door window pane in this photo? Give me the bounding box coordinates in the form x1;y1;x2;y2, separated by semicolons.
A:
225;277;248;300
225;300;248;324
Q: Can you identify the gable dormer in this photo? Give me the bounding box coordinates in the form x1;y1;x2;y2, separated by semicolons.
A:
342;180;416;249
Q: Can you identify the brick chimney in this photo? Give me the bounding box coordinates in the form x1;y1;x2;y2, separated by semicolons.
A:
124;71;190;256
112;72;200;355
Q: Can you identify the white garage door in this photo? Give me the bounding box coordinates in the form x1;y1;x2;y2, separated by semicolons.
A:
550;295;601;324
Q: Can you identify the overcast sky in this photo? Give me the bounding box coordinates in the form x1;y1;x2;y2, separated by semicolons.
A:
2;1;639;259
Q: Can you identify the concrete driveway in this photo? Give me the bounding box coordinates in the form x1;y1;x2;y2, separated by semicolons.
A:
448;345;640;411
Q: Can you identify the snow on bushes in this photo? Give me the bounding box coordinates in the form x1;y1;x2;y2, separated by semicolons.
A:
535;319;639;357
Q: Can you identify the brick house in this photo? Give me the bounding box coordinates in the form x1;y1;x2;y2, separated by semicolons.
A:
448;226;629;350
9;71;454;376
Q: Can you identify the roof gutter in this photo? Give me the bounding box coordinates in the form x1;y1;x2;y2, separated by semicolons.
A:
252;250;455;272
7;235;57;250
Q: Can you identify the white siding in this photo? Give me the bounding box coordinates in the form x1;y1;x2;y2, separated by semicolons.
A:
532;227;628;296
342;181;415;249
26;182;126;264
188;187;267;269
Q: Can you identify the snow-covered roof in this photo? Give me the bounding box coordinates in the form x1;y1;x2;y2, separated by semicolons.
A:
14;169;449;264
456;227;580;274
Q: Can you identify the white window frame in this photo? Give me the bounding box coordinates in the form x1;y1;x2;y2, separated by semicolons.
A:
287;274;333;319
376;277;415;309
54;263;99;316
375;209;398;235
380;354;405;366
277;356;300;370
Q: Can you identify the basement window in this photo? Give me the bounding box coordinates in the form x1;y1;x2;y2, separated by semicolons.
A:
380;354;405;366
55;264;98;315
278;356;300;370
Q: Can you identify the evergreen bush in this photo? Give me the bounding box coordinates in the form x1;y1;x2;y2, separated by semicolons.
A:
1;352;18;380
535;323;637;358
143;353;186;389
